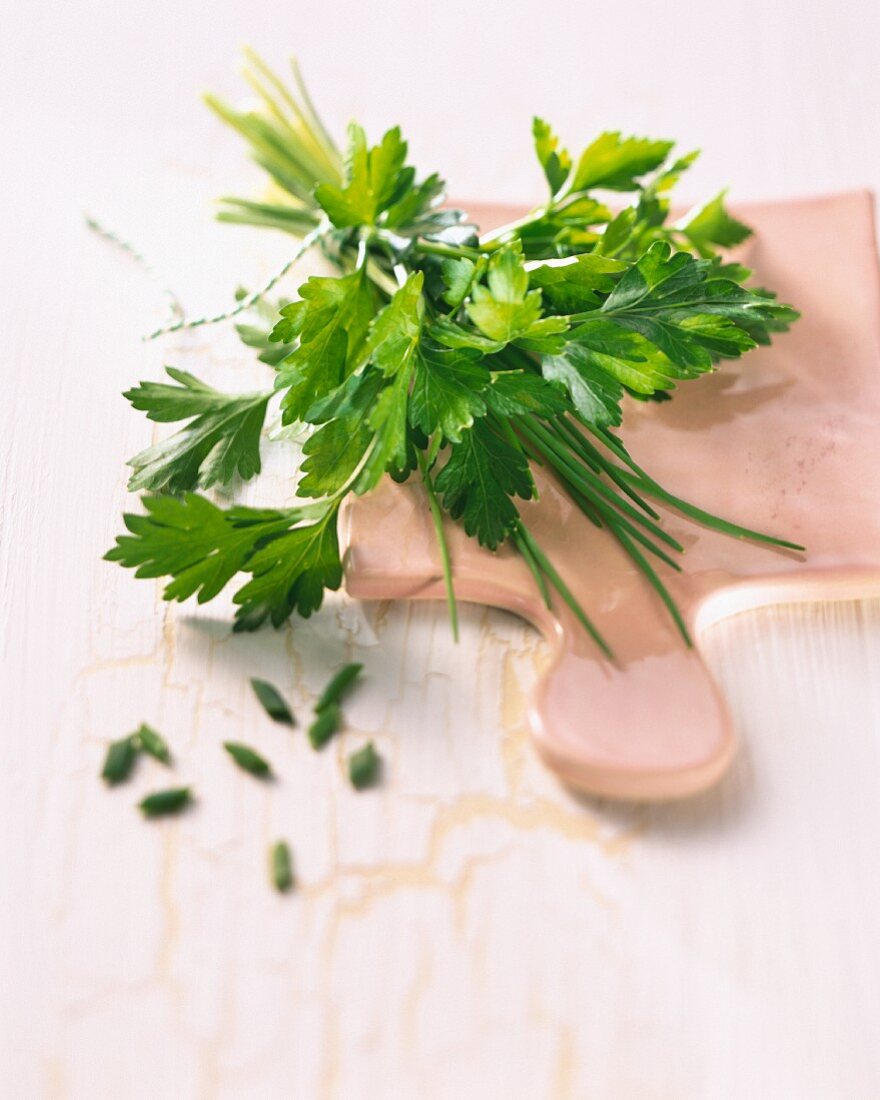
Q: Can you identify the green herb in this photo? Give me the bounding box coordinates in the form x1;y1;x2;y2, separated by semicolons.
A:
133;723;171;764
107;52;803;656
223;740;272;778
308;704;342;750
270;839;294;892
123;368;271;492
250;677;295;723
348;742;381;789
138;787;193;817
101;736;138;785
315;663;363;712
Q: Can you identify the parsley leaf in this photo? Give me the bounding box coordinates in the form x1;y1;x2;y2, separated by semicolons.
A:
467;246;542;341
315;124;411;228
532;117;572;195
272;271;376;423
599;241;795;371
435;420;534;549
484;370;571;418
233;507;342;629
299;371;385;497
409;341;489;442
541;343;625;428
361;271;424;376
105;493;341;631
569;132;674;193
678;190;752;255
105;493;302;604
528;254;625;313
124;368;271;491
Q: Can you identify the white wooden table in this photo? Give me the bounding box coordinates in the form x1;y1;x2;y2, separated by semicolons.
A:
3;3;880;1096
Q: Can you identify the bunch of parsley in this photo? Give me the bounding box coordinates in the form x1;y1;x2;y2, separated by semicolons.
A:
107;51;800;655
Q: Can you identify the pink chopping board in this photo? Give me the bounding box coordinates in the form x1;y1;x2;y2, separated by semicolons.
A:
341;192;880;800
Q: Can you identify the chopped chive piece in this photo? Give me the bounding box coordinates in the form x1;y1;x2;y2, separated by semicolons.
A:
308;703;342;749
250;678;295;724
138;787;193;818
101;736;138;785
315;663;362;712
223;741;272;778
348;742;381;790
133;723;171;764
270;840;294;892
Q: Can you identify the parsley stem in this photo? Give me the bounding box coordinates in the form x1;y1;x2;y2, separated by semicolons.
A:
412;239;481;261
479;204;551;247
417;450;459;642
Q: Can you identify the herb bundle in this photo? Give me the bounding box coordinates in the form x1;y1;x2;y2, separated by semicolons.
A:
106;51;801;654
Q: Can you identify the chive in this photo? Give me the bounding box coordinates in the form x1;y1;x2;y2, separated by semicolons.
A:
250;678;295;724
223;741;272;778
138;787;193;818
133;723;171;764
270;840;294;892
101;736;138;785
348;742;381;790
308;703;342;750
315;663;362;712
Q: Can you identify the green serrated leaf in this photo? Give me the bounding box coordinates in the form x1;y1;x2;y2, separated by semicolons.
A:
440;256;478;309
105;493;304;605
532;117;572;195
409;341;490;443
528;253;625;313
484;370;571;418
273;271;376;423
466;246;543;343
541;342;625;428
361;271;424;376
599;241;794;371
124;368;271;492
315;125;408;227
677;190;752;255
434;420;533;549
299;371;385;498
570;132;674;193
233;508;342;629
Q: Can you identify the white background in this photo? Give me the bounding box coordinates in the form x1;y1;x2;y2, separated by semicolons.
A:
3;1;880;1097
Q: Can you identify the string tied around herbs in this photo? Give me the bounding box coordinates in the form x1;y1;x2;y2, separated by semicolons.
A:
84;214;328;341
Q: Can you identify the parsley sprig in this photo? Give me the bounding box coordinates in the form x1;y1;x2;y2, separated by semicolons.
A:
106;53;802;656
